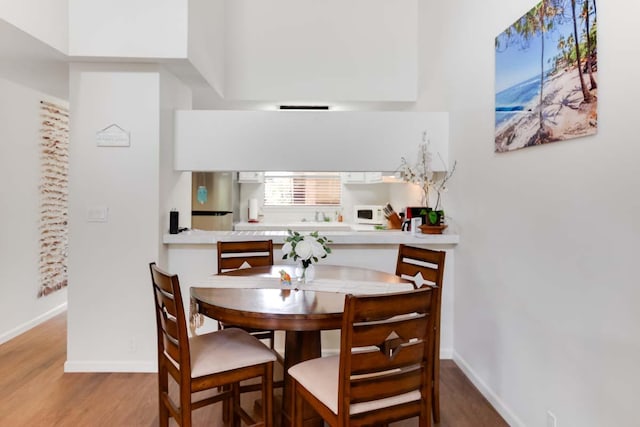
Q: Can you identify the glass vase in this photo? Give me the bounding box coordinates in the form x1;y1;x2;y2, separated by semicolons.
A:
295;262;315;284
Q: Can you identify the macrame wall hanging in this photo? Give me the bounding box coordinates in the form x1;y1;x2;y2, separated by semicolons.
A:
38;100;69;297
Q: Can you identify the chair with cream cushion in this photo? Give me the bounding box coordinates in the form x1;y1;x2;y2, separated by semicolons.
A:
217;240;275;348
396;244;446;423
289;286;435;427
150;262;276;427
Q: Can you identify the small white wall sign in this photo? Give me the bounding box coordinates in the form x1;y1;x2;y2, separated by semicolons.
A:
96;124;130;147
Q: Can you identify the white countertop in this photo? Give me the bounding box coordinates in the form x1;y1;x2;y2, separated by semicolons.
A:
163;228;459;245
235;221;353;231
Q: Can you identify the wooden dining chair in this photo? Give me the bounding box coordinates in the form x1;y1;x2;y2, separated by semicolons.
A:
149;262;276;427
395;244;446;423
217;240;274;273
217;240;276;348
289;286;436;427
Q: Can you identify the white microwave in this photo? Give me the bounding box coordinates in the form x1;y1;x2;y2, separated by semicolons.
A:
354;205;385;225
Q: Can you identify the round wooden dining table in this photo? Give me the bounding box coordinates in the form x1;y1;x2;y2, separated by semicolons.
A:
190;264;409;426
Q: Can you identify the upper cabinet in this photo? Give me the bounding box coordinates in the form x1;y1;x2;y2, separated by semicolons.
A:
174;111;449;172
341;172;383;184
238;171;264;183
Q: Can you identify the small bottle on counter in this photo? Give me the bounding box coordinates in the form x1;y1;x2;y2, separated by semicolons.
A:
169;209;179;234
337;209;343;222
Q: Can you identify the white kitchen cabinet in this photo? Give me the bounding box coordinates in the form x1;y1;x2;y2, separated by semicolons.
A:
341;172;383;184
365;172;383;183
238;171;264;183
341;172;365;183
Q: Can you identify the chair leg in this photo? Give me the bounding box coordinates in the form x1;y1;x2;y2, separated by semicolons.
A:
180;397;192;427
159;402;169;427
293;381;304;427
423;376;433;427
222;384;231;423
432;327;441;423
232;383;241;427
217;323;232;423
419;410;432;427
158;366;169;427
262;363;274;427
432;377;440;424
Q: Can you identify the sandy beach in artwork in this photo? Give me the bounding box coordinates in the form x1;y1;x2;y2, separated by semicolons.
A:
495;67;598;152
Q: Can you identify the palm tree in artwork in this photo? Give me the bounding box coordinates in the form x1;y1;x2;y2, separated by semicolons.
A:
582;0;597;89
571;0;593;103
567;33;575;58
536;1;548;135
511;2;546;135
556;35;568;68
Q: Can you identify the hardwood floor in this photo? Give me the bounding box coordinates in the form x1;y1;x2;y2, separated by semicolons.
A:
0;313;507;426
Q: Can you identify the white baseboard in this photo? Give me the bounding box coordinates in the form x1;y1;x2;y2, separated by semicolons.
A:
64;360;156;373
453;351;524;427
0;302;67;345
440;347;453;359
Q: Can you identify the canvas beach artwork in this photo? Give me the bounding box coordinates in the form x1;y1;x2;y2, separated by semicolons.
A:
495;0;597;152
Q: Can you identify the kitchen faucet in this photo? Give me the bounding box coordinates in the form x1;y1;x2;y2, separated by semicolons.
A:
315;211;327;222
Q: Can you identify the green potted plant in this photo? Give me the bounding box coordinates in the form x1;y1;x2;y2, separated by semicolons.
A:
418;208;443;226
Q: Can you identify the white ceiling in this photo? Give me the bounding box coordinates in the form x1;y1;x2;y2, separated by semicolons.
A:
0;14;416;110
0;19;68;99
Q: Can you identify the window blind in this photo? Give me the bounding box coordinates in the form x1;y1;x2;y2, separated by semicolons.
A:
264;172;341;206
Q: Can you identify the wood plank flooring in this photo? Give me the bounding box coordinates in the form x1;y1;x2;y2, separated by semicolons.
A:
0;313;507;426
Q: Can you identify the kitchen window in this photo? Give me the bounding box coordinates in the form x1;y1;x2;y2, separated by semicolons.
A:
263;172;341;206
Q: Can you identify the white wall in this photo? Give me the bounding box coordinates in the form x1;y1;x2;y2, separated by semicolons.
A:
66;64;162;372
65;63;192;372
422;1;640;426
188;0;225;96
0;0;68;53
68;0;188;58
158;68;193;266
224;0;417;102
0;77;67;344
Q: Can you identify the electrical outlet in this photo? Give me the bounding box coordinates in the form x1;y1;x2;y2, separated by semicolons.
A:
129;337;137;354
547;410;557;427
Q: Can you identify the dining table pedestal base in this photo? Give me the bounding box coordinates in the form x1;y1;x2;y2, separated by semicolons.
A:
281;330;323;427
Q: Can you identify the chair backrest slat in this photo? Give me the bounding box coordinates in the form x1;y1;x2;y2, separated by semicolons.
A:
338;287;435;416
217;240;274;274
395;244;445;287
150;263;190;373
351;315;427;347
350;291;431;321
350;365;424;404
219;255;272;271
351;341;426;375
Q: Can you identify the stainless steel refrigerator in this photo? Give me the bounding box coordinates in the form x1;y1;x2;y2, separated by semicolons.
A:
191;172;239;230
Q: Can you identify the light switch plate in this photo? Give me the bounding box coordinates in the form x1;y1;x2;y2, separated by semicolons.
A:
87;206;108;222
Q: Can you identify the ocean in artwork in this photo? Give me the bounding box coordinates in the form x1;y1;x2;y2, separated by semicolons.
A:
495;74;543;128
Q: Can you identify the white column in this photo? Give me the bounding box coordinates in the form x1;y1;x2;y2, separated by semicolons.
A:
65;63;191;372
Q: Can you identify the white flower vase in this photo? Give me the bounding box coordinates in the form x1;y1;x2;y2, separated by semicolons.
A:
295;262;315;284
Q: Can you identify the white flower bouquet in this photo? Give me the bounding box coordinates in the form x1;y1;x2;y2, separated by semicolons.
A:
281;230;332;269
